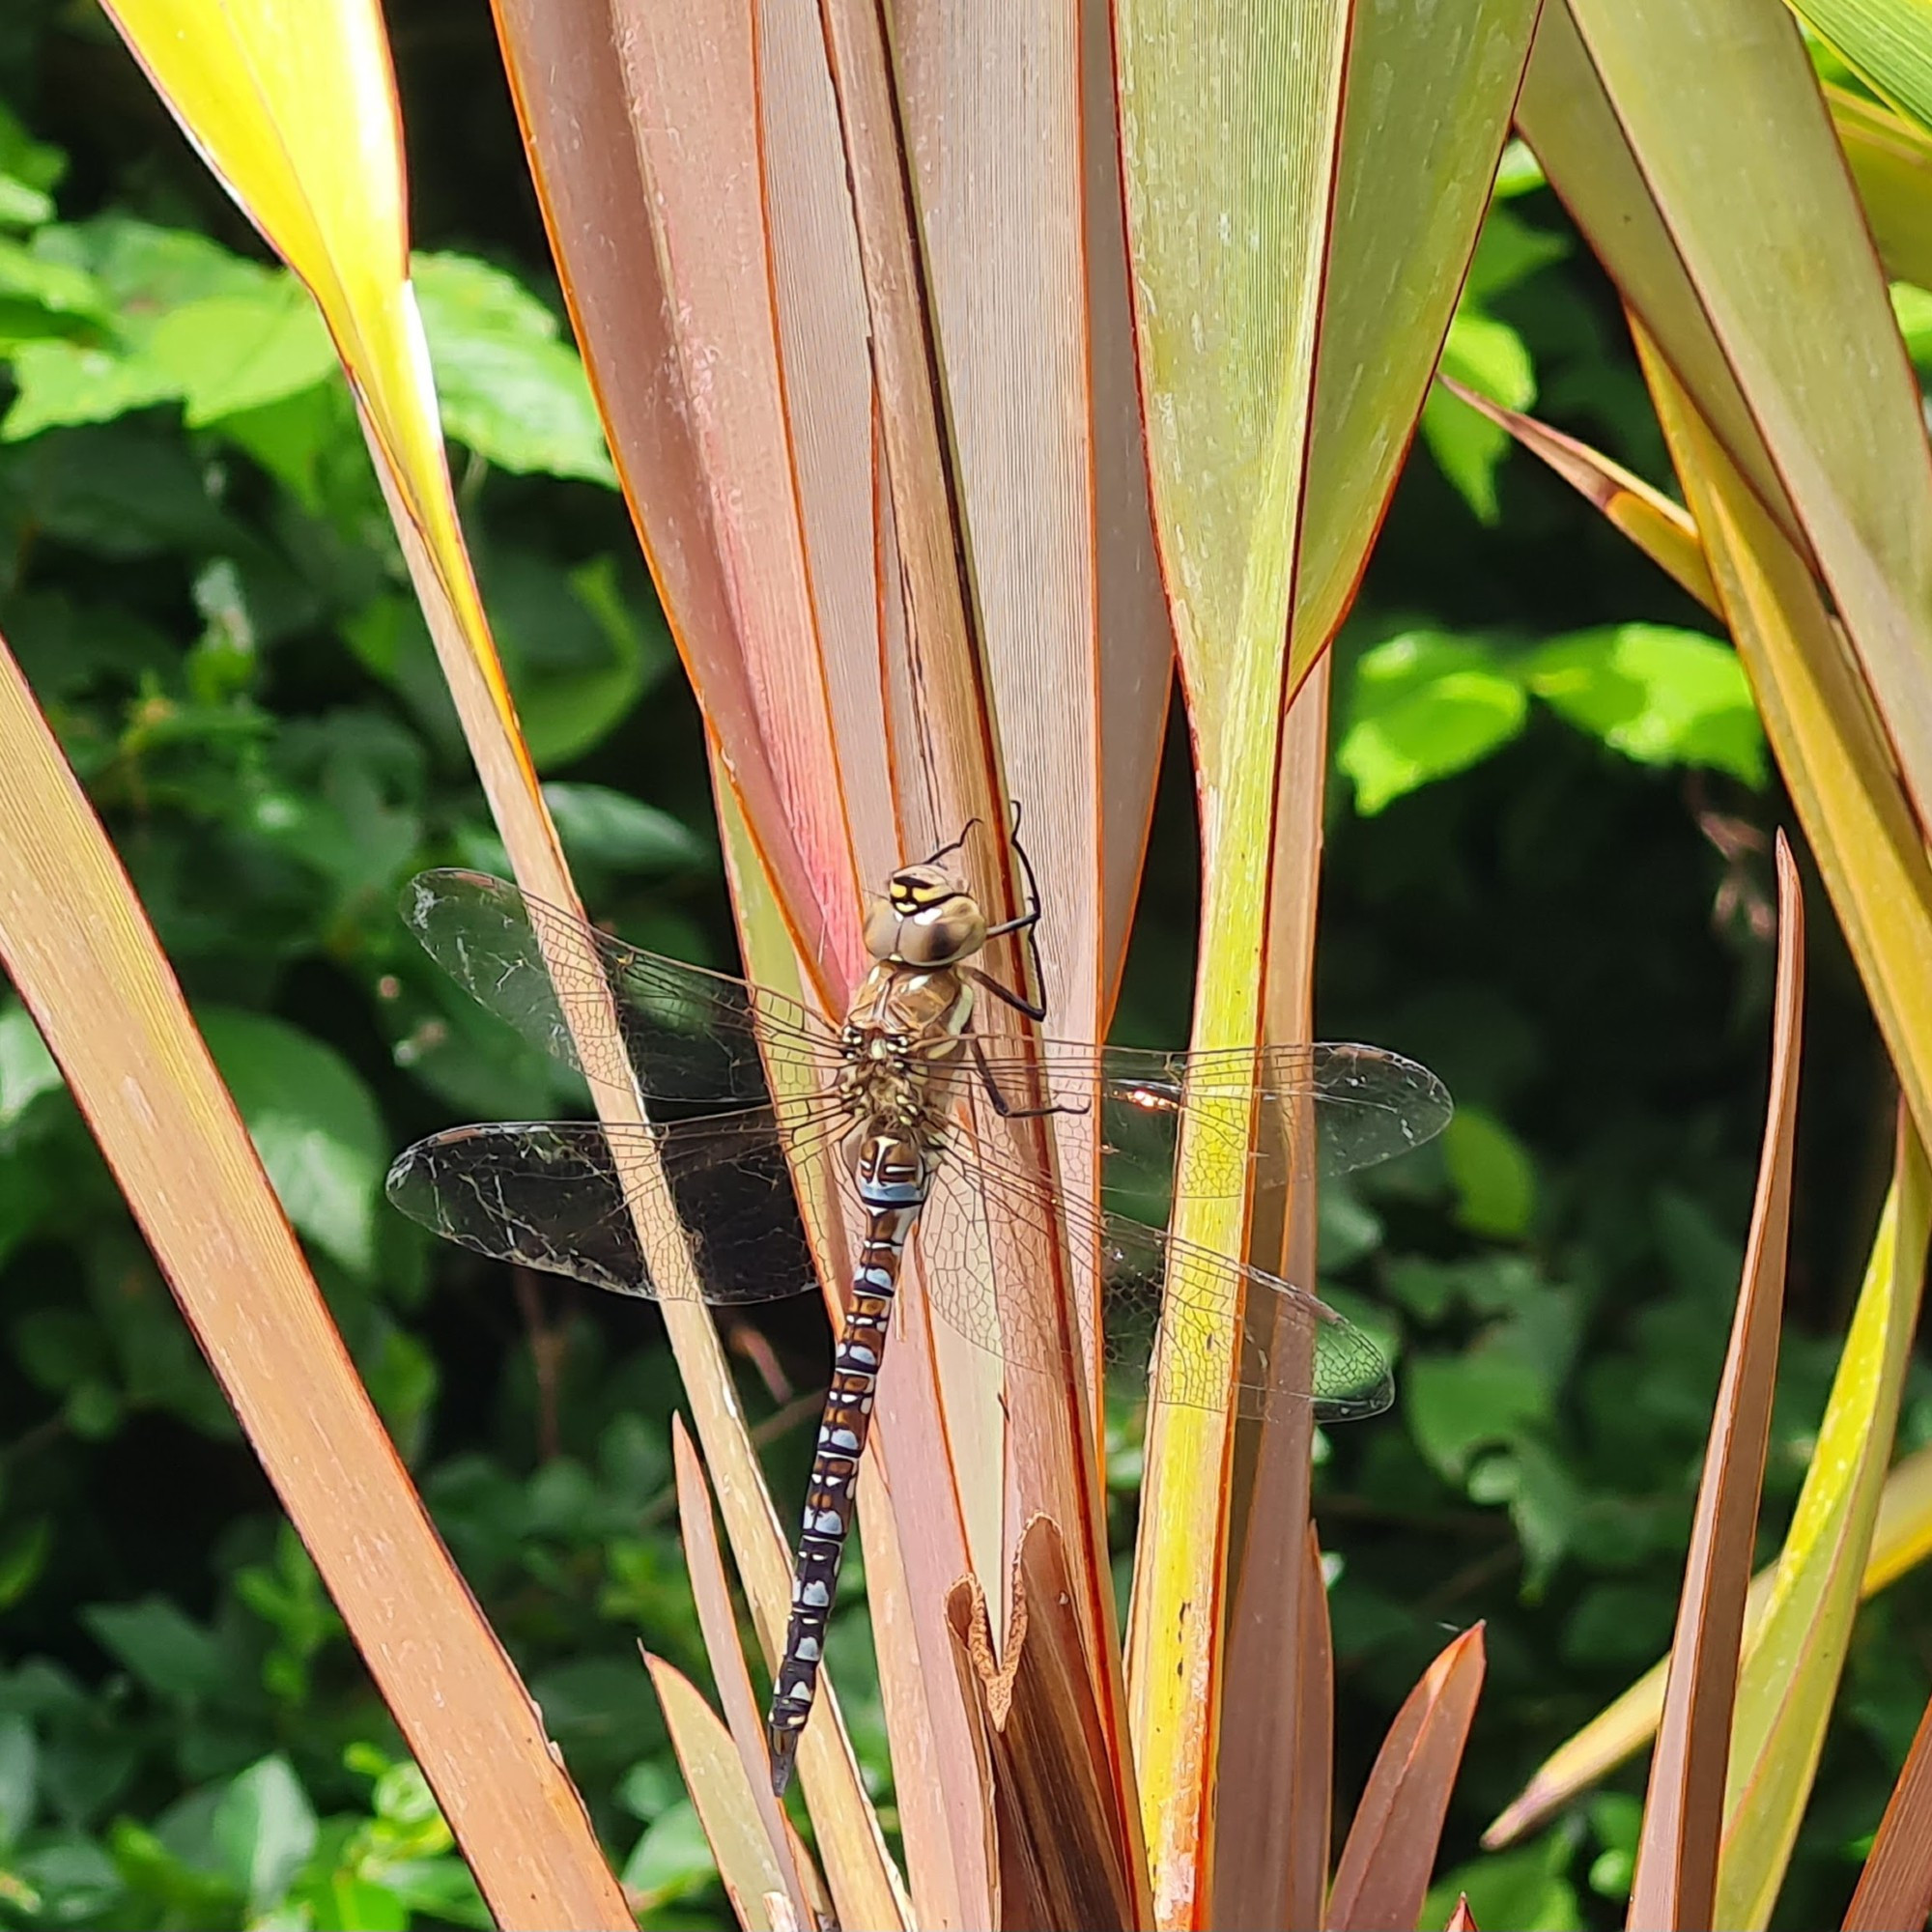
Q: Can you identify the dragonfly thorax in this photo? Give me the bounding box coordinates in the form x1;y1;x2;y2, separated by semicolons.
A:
863;864;987;967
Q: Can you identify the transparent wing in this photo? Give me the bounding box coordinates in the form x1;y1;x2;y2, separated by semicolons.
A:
403;869;843;1107
912;1135;1390;1425
386;1089;1389;1420
384;1099;850;1306
966;1039;1452;1205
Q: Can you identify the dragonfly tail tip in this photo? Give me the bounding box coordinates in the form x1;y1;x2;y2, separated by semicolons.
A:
768;1726;798;1797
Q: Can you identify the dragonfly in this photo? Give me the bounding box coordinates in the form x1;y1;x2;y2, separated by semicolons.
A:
384;833;1451;1793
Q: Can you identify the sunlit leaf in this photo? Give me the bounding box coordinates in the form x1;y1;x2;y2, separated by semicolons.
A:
1717;1117;1932;1928
1338;632;1528;814
1791;1;1932;135
1521;624;1766;785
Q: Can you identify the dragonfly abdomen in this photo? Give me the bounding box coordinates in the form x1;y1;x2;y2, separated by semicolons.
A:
766;1137;929;1795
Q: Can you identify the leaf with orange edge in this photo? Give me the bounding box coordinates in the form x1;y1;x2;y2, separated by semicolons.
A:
945;1518;1143;1932
668;1420;835;1932
0;631;628;1930
1114;7;1533;1917
1844;1683;1932;1931
1213;659;1327;1930
643;1654;817;1932
1292;1;1544;684
1437;379;1719;613
491;0;863;996
498;0;1129;1919
1444;1895;1480;1932
1715;1111;1932;1929
1325;1624;1488;1932
1529;0;1932;849
812;2;1132;1911
1627;837;1804;1932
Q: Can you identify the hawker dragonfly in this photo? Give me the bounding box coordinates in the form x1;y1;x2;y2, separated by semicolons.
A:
384;839;1451;1792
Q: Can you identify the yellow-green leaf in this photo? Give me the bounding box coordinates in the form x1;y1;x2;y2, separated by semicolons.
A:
1791;1;1932;136
1717;1118;1932;1928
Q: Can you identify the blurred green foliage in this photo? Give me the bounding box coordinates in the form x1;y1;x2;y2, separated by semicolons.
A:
0;8;1920;1931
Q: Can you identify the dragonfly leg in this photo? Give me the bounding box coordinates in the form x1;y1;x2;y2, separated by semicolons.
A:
968;1029;1089;1120
982;800;1054;1009
965;962;1050;1025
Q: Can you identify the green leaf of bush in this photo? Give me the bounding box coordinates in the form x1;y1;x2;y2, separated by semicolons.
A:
1443;1106;1538;1238
413;252;616;486
199;1009;385;1277
1339;630;1529;813
212;1755;316;1914
1522;622;1767;784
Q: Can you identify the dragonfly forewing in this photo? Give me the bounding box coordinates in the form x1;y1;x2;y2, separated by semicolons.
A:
967;1040;1453;1207
404;869;842;1109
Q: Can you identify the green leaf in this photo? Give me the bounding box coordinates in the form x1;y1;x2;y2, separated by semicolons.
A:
360;1324;437;1464
1424;1831;1584;1932
82;1599;228;1703
0;175;54;231
1317;1183;1383;1271
0;237;109;326
0;1521;50;1614
252;712;427;902
305;1871;408;1931
1425;310;1537;522
146;282;336;426
14;1837;122;1923
1492;137;1548;201
1470;1436;1582;1586
13;1308;108;1395
1339;630;1528;813
1791;1;1932;137
1522;623;1767;784
213;1756;317;1915
491;551;668;767
2;340;179;440
544;783;711;874
1890;280;1932;369
1407;1344;1552;1483
0;1713;36;1846
0;104;67;204
412;252;616;486
199;1009;385;1277
1443;1106;1537;1237
618;1800;717;1902
0;1003;64;1127
11;422;242;556
33;213;265;313
1464;205;1569;303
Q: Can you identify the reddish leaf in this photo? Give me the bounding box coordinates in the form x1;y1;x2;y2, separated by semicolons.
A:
1326;1625;1487;1931
1627;838;1804;1929
1844;1688;1932;1930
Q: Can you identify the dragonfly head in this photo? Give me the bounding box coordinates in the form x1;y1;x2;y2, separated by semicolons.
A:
865;864;986;967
